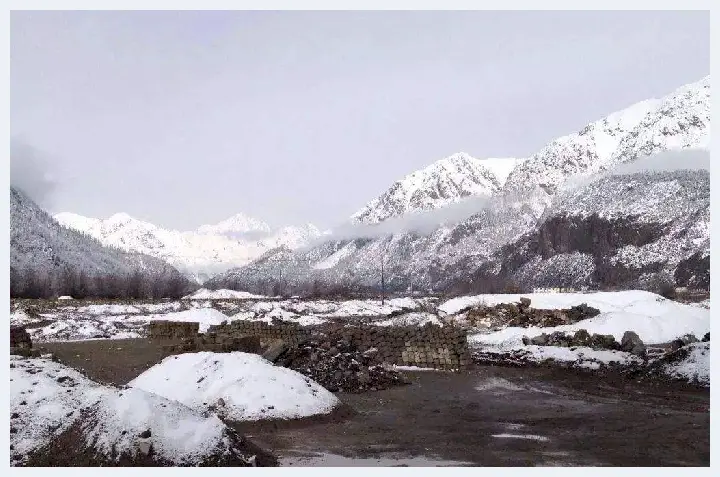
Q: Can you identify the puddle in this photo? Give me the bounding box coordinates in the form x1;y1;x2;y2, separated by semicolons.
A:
280;452;473;467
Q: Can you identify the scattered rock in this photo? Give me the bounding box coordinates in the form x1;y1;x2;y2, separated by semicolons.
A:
620;331;646;358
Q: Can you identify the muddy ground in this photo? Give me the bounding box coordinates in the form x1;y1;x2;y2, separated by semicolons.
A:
36;339;710;467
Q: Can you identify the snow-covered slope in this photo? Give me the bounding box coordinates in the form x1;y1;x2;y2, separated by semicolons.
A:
504;76;710;194
10;187;190;298
54;212;324;282
351;152;523;224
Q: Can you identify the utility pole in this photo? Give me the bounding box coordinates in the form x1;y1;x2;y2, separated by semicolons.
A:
380;254;385;306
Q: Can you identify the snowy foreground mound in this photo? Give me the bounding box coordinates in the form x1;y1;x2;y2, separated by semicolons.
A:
10;356;263;466
129;352;341;421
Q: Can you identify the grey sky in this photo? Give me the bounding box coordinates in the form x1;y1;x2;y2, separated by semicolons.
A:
11;10;709;231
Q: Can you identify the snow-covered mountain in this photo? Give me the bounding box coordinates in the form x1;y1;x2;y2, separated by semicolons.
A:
351;153;523;224
53;211;324;283
208;76;710;295
10;188;191;298
196;212;272;237
503;75;710;194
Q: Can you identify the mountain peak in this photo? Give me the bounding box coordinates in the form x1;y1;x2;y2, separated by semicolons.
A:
350;152;522;225
197;212;271;236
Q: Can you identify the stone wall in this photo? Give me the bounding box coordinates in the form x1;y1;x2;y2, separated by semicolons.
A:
206;320;311;348
152;318;471;370
206;320;470;370
147;320;199;340
332;324;470;370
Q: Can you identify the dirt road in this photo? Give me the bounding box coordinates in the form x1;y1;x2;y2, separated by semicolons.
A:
37;339;709;466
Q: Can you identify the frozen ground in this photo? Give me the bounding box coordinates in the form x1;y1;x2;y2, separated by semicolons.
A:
10;356;257;466
129;352;341;421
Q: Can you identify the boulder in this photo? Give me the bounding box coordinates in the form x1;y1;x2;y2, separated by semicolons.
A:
530;333;548;346
702;332;710;342
519;297;531;308
261;339;288;363
620;331;646;357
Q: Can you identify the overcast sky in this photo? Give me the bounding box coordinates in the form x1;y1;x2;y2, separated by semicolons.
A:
11;10;709;231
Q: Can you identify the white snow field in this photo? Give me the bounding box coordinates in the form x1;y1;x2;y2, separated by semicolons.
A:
129;352;341;421
183;288;266;300
10;356;253;466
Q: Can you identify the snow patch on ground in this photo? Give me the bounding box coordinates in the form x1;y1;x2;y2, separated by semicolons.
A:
183;288;266;300
372;312;444;327
129;352;341;421
156;308;229;333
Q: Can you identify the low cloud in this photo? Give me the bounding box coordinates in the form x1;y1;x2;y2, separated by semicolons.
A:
10;138;58;207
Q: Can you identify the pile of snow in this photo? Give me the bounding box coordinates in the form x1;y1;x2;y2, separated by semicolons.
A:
10;356;107;465
662;342;710;385
81;388;245;465
129;352;340;421
183;288;265;300
158;308;229;333
454;291;708;346
372;312;444;327
468;300;708;348
440;290;668;315
57;296;73;300
10;356;251;466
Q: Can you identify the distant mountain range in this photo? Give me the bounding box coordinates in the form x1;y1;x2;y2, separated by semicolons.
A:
205;76;710;295
53;211;325;283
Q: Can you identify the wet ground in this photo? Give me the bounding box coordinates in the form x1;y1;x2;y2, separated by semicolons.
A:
37;339;710;467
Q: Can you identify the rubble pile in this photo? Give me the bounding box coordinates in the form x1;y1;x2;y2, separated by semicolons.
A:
273;336;410;393
521;329;648;357
464;298;601;329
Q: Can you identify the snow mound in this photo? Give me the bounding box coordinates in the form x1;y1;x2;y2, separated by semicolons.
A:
129;352;341;421
184;288;265;300
10;356;253;466
373;312;444;327
160;308;229;333
468;302;708;347
10;356;107;464
440;290;668;315
662;342;710;385
57;296;74;300
81;387;244;465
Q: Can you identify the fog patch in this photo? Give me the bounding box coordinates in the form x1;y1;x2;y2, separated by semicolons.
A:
10;138;58;208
